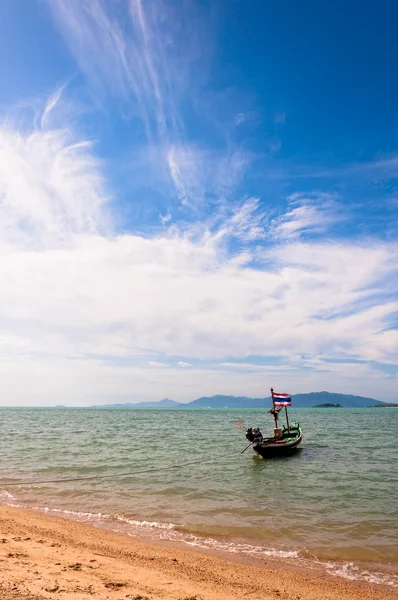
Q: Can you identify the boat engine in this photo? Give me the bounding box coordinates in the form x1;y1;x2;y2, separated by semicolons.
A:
245;427;263;443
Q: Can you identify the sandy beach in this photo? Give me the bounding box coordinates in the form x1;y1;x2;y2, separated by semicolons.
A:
0;506;396;600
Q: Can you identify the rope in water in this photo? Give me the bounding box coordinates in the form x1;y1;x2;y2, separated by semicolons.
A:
0;450;241;487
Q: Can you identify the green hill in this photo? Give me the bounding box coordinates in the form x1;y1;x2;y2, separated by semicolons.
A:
93;391;389;409
184;391;386;408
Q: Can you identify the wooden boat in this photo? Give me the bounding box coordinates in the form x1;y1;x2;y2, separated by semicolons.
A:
243;387;302;458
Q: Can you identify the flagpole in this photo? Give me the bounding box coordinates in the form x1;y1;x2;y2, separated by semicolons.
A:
285;406;290;431
270;387;278;429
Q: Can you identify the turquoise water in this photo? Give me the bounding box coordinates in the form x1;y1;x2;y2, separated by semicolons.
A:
0;407;397;586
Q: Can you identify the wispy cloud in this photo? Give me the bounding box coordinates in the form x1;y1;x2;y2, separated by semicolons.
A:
40;83;67;128
217;362;298;372
211;197;266;245
167;145;191;206
47;0;250;214
292;155;398;181
0;122;107;251
270;193;342;239
47;0;190;144
46;2;159;147
166;145;249;208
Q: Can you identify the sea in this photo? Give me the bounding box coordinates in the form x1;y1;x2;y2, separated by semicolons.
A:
0;407;397;588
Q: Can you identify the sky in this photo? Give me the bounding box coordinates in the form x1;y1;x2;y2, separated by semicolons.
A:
0;0;397;406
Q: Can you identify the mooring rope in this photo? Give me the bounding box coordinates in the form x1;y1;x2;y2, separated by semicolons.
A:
0;450;242;488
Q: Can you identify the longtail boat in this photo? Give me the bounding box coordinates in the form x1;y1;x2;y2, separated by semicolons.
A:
241;387;302;458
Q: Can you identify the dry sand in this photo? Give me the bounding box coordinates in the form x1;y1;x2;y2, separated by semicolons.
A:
0;505;396;600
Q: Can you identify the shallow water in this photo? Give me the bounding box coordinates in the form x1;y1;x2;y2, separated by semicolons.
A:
0;407;397;586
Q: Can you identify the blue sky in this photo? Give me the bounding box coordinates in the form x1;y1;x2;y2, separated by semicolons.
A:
0;0;397;405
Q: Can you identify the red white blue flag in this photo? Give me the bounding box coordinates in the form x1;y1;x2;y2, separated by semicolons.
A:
273;393;291;407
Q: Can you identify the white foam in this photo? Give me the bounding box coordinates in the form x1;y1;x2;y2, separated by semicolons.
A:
33;506;107;519
151;529;398;587
325;561;398;588
0;490;16;501
181;535;299;559
115;515;175;530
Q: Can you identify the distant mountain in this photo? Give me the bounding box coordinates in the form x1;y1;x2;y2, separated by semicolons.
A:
92;398;180;409
92;391;389;409
292;391;386;408
183;392;386;409
187;395;267;408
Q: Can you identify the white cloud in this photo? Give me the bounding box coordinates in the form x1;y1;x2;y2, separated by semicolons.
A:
177;361;192;368
48;1;150;115
0;100;397;405
294;155;398;180
217;363;297;372
0;125;107;251
46;0;192;145
235;113;246;126
47;1;250;214
213;197;265;243
167;145;191;206
166;145;249;209
270;193;341;239
40;83;68;129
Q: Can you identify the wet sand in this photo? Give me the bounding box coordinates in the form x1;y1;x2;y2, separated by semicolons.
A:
0;505;396;600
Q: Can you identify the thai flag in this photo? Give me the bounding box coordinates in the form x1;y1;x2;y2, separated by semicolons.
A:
273;393;291;407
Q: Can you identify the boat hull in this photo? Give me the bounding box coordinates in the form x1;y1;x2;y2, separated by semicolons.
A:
253;430;302;458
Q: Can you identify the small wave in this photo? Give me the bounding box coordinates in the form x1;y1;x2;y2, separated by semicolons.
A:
325;561;398;588
178;535;398;587
32;506;107;519
115;515;175;530
181;535;299;559
0;490;16;502
132;527;398;587
0;496;176;533
0;494;109;521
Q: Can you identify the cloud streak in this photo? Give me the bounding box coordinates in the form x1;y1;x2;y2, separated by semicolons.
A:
270;193;342;240
47;0;188;145
47;0;250;213
40;84;67;129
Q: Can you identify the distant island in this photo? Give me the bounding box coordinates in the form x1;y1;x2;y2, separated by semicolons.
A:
370;403;398;408
92;398;180;409
91;391;391;409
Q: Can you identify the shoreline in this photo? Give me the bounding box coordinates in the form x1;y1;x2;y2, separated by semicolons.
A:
0;505;397;600
3;495;397;586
